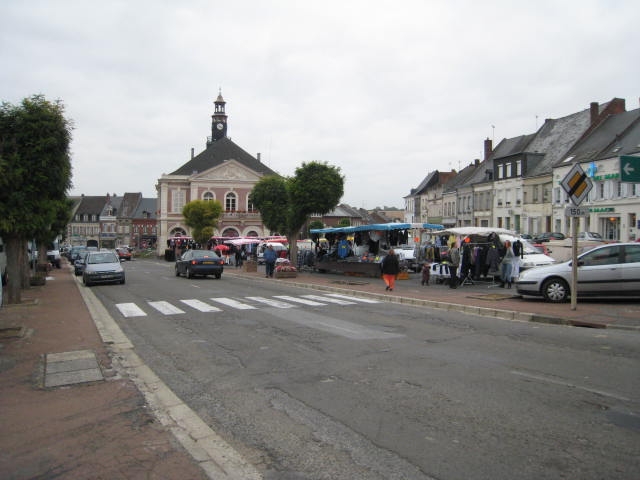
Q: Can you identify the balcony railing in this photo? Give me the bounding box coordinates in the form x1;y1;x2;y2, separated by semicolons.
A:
221;211;261;218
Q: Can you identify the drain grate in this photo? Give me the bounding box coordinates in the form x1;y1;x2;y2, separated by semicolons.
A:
45;349;104;387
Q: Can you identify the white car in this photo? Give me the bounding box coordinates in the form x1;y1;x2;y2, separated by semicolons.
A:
516;242;640;302
82;251;125;286
499;235;556;270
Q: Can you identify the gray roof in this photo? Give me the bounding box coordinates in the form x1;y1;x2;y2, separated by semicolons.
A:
526;108;592;176
75;195;108;217
467;134;536;186
557;108;640;165
133;198;158;219
170;137;278;177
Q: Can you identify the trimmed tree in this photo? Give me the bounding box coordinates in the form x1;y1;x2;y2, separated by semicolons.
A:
182;199;223;246
0;95;73;304
250;161;344;262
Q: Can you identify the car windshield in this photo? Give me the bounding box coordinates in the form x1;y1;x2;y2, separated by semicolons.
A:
88;252;118;264
522;240;545;254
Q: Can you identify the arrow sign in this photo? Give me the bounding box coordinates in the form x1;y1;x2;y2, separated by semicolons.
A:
620;155;640;183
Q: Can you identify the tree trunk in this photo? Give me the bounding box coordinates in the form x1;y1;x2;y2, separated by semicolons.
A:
5;236;24;304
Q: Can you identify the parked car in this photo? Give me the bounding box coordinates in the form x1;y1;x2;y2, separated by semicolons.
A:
515;242;640;302
576;231;605;242
175;249;224;279
395;245;419;272
82;251;125;286
74;250;90;276
519;233;533;240
68;245;87;262
533;232;566;243
116;247;132;261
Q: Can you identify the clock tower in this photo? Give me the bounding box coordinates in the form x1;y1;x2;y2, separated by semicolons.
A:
210;89;228;142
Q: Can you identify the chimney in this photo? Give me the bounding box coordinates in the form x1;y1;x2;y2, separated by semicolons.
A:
590;102;599;125
191;147;194;159
484;138;493;160
257;152;261;162
474;158;480;166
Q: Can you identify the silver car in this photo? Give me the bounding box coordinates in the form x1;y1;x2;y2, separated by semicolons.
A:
515;243;640;302
82;251;125;286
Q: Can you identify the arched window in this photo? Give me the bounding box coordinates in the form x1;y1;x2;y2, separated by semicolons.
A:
203;192;214;201
225;192;237;211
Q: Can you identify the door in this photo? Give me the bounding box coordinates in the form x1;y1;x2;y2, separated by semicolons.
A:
576;245;623;295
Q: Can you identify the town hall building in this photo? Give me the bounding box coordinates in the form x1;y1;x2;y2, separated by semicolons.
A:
155;92;278;254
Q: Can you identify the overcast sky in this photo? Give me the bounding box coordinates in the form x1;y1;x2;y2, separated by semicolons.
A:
2;1;639;209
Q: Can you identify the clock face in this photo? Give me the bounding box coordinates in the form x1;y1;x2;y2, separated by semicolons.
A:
216;123;224;130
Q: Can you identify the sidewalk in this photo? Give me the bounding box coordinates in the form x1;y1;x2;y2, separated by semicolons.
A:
0;265;209;480
1;262;638;480
227;263;640;331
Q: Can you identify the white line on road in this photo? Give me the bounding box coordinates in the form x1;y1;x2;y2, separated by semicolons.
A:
511;370;630;402
116;302;147;317
325;293;381;303
301;294;357;305
148;301;186;315
246;296;296;308
210;297;257;310
180;299;222;312
274;295;326;306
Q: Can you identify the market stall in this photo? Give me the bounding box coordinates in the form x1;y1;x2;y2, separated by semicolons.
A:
310;222;443;277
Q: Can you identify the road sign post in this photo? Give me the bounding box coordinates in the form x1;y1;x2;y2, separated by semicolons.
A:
620;155;640;183
560;164;593;310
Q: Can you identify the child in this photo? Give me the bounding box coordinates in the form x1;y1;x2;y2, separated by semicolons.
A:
421;262;431;286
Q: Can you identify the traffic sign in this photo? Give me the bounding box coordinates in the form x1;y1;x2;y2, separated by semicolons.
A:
565;206;589;217
561;163;593;205
620;155;640;183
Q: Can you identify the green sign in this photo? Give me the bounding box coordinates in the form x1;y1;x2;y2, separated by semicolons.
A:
620;155;640;182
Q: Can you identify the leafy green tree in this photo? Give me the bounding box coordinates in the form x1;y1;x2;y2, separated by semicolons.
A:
308;219;324;234
0;95;72;304
250;161;344;261
182;199;223;245
338;218;351;227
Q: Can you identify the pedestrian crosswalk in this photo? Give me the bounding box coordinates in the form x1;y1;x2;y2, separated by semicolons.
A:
115;293;380;318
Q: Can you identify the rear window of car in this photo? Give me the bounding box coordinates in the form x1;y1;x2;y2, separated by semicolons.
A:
88;253;118;264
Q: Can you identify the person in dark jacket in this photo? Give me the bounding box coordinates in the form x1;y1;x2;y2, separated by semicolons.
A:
448;242;461;288
381;249;400;291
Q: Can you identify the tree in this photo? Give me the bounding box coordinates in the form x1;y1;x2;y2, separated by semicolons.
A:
0;95;73;304
182;199;223;245
250;161;344;261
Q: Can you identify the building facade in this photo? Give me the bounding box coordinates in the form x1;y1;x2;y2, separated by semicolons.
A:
155;92;278;254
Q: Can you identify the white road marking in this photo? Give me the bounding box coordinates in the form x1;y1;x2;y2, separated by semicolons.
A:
180;299;222;312
148;301;185;315
274;295;326;306
325;293;381;303
246;296;296;308
301;294;356;305
116;302;147;317
210;297;257;310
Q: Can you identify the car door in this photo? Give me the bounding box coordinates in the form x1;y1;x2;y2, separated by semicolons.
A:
620;244;640;295
576;245;623;295
177;250;190;275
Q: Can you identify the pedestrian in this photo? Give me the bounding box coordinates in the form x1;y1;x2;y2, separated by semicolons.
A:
235;246;244;268
421;262;431;286
499;240;515;288
448;242;460;288
511;238;524;281
381;249;400;291
263;244;278;278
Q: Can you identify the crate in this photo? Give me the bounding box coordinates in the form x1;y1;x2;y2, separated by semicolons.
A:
274;271;297;279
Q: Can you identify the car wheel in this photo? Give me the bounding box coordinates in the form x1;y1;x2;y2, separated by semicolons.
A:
83;276;91;287
175;265;181;277
186;267;193;279
215;273;221;279
120;277;125;284
542;277;569;303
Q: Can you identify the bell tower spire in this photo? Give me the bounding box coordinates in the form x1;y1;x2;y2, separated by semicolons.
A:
210;88;228;143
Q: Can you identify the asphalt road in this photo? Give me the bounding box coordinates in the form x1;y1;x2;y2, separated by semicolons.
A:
89;258;640;480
